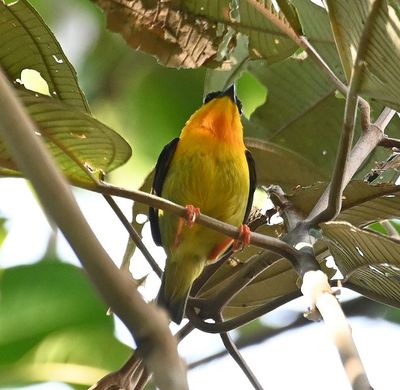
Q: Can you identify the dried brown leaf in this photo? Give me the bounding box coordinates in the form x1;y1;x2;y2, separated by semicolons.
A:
93;0;227;68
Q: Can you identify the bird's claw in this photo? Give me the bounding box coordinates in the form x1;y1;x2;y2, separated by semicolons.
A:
233;224;251;251
184;205;200;228
174;205;200;247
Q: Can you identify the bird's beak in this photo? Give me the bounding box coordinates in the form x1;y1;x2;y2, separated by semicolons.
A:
222;84;236;103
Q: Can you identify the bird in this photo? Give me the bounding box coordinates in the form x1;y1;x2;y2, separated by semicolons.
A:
149;85;256;324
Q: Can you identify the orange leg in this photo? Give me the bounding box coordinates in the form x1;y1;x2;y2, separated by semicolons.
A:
174;205;201;247
232;224;251;251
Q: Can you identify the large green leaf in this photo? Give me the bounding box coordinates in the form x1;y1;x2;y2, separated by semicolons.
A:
0;261;131;387
245;138;329;189
322;221;400;309
326;0;400;111
246;55;398;190
289;180;400;227
236;0;297;63
0;90;132;186
292;0;343;78
0;0;89;112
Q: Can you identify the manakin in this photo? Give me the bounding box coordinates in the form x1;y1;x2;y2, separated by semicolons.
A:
149;85;256;324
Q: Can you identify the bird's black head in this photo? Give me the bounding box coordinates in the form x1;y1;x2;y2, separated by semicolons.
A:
203;84;243;114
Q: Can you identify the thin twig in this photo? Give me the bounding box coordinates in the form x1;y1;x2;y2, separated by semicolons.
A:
103;194;162;277
189;296;383;369
96;182;304;268
217;314;264;390
378;136;400;149
186;291;300;333
0;68;188;390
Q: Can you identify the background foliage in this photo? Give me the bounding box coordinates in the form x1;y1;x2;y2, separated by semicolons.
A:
1;0;400;389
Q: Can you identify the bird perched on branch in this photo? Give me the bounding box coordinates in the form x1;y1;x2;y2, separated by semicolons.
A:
149;85;256;324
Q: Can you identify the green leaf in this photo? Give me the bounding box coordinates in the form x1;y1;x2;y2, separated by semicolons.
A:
292;0;343;77
321;221;400;309
0;261;131;387
276;0;303;36
0;90;132;186
289;180;400;227
236;0;298;63
0;0;89;112
326;0;400;110
246;56;398;189
245;138;329;190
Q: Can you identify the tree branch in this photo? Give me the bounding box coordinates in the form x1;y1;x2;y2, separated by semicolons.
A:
305;0;382;227
301;271;372;390
0;68;188;390
189;296;384;370
305;99;395;223
186;291;300;334
217;314;263;390
96;182;306;269
102;194;162;277
378;136;400;149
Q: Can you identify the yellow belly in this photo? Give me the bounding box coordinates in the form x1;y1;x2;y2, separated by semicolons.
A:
159;135;250;263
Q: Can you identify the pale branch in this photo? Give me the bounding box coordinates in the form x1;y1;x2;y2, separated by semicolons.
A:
217;314;264;390
305;0;381;227
301;271;372;390
0;69;188;390
187;291;301;334
305;99;396;223
96;182;307;270
102;194;162;277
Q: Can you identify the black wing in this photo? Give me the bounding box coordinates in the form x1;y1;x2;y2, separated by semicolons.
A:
243;149;257;224
149;138;180;246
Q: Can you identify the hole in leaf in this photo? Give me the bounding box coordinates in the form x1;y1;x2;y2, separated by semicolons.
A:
16;69;50;96
237;72;267;119
135;213;148;224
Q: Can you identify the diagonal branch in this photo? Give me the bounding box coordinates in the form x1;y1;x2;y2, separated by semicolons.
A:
0;68;188;390
96;182;307;270
305;0;381;227
187;291;300;334
103;194;162;277
217;314;264;390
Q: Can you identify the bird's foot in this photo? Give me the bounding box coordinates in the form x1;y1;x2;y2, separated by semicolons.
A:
174;205;200;247
233;224;251;251
184;204;201;228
